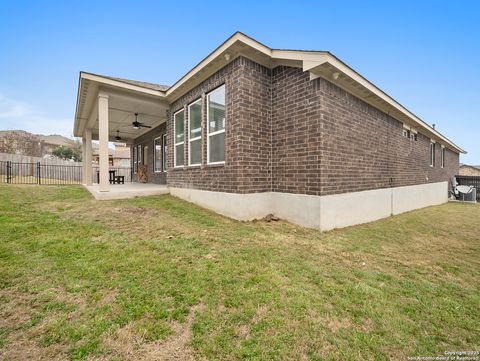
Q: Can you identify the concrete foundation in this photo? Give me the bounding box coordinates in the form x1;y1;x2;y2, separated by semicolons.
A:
170;181;448;231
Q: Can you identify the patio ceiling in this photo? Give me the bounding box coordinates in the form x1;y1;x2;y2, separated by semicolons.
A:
74;72;169;143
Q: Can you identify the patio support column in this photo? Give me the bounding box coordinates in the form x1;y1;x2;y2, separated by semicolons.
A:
81;136;87;184
85;128;93;186
98;92;110;192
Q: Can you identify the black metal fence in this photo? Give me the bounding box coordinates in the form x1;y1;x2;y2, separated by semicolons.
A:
456;175;480;201
0;161;132;185
0;161;82;185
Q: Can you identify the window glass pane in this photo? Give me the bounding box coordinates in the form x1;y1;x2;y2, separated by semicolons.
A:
162;134;167;171
174;111;184;144
175;144;184;166
208;85;225;133
154;138;162;172
189;138;201;165
136;145;142;168
209;132;225;163
133;146;137;173
189;100;202;139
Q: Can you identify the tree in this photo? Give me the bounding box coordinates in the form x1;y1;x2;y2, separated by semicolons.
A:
0;131;44;156
52;146;82;162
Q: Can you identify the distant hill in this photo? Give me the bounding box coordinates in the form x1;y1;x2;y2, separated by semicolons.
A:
0;130;74;147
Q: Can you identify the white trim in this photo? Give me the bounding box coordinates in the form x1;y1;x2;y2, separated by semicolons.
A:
429;142;435;167
209;129;225;137
441;145;445;168
153;136;162;173
173;109;185;168
166;33;271;98
188;98;202;166
206;85;226;164
305;54;465;154
162;133;167;172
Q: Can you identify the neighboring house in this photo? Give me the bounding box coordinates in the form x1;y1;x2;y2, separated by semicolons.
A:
112;143;131;167
91;143;130;167
459;164;480;177
37;134;76;154
73;32;465;231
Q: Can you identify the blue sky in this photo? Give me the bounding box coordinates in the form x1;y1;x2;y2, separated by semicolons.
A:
0;0;478;163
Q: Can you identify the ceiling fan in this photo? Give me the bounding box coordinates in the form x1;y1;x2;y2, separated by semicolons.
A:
132;113;152;129
115;130;122;141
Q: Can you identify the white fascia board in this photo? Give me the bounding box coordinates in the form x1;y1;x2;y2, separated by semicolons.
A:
305;55;466;154
74;72;167;137
165;33;272;97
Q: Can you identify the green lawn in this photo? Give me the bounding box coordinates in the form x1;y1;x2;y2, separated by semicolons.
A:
0;185;479;360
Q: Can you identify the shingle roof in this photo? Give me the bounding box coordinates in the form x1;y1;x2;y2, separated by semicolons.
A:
100;75;170;91
460;164;480;170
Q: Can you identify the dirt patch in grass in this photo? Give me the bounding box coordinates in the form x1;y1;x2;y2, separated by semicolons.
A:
103;303;205;361
0;287;84;360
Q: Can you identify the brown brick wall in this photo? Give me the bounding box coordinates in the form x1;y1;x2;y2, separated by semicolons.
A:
313;73;459;195
270;66;458;196
271;66;321;194
132;58;459;196
131;123;167;184
166;56;271;193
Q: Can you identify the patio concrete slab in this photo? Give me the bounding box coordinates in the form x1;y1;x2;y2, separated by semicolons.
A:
84;183;169;200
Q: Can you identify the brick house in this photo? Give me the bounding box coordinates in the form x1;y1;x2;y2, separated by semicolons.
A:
73;32;465;231
459;164;480;177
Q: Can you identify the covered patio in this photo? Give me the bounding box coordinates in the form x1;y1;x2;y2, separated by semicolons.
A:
74;72;169;193
85;182;169;200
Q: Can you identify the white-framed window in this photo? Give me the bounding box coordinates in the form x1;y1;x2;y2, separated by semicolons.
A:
133;145;142;173
174;109;185;167
133;146;137;174
154;136;162;173
429;142;435;167
207;84;226;164
138;145;143;166
143;145;148;167
162;133;167;172
441;146;445;168
188;99;202;166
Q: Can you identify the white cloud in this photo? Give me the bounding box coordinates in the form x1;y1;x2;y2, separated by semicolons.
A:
0;93;73;138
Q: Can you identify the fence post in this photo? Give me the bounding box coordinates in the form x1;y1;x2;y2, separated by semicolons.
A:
6;161;11;184
37;162;41;185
